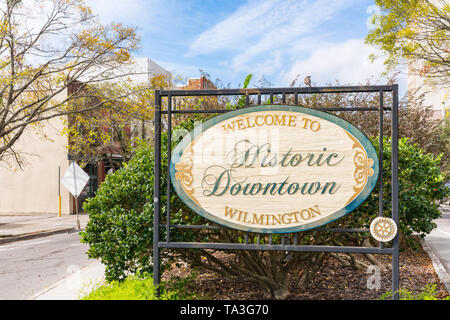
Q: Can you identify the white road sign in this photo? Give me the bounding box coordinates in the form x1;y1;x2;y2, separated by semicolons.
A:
61;161;89;198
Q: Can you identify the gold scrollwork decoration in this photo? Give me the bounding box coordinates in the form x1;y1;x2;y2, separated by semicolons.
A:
345;131;375;205
174;143;200;206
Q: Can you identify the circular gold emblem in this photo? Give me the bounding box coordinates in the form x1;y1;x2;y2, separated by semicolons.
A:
370;217;397;242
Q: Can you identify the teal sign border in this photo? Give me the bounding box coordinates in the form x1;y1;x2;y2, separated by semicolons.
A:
169;105;379;234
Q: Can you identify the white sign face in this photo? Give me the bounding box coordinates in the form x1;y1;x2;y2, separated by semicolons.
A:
61;162;90;198
170;105;379;234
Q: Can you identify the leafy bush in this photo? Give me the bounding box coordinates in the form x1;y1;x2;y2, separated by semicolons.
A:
80;142;155;281
80;120;205;281
82;273;198;300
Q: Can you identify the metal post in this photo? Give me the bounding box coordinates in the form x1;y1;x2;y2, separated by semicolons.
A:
153;90;162;296
378;90;384;217
166;94;172;242
74;195;80;229
391;84;400;300
379;90;384;250
72;160;80;230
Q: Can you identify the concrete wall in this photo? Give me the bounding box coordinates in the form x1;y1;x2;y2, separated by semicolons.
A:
147;58;171;79
0;97;71;215
86;57;171;85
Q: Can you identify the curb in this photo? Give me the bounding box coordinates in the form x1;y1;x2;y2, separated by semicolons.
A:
0;227;77;245
420;238;450;294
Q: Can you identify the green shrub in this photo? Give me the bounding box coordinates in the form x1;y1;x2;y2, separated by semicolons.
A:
80;120;206;281
80;142;156;281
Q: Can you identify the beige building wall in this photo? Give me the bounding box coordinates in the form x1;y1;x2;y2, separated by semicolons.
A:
408;61;449;120
0;93;72;215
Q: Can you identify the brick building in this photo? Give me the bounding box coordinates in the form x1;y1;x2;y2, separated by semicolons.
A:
177;75;216;90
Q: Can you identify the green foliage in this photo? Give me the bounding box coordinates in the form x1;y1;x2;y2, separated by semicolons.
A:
82;273;198;300
80;142;157;281
381;284;450;300
351;137;448;240
80;120;205;281
365;0;449;84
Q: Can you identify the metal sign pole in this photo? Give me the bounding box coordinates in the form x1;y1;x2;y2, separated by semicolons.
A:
153;90;161;297
75;196;80;230
391;84;400;300
72;160;80;230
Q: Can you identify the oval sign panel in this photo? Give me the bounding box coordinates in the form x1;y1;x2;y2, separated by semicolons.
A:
170;105;379;233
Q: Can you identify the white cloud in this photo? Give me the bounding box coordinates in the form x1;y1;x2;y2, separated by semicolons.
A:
253;51;282;76
281;39;388;86
188;0;353;73
188;0;280;55
84;0;154;26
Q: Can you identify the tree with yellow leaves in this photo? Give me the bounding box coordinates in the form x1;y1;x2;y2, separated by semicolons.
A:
366;0;449;87
63;73;172;170
0;0;140;167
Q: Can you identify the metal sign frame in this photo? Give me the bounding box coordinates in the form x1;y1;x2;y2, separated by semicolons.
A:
153;85;399;299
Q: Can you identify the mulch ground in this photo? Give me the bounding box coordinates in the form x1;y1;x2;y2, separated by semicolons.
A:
162;236;449;300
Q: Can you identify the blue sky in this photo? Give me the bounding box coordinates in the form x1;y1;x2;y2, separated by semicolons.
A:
86;0;402;89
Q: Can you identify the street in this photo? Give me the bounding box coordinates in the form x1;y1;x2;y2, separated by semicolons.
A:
0;232;94;300
426;207;450;276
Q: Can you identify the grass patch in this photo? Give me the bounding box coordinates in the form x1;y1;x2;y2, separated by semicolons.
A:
82;273;200;300
381;284;450;300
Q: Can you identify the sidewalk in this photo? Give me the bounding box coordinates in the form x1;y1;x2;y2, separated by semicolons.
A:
422;205;450;294
0;213;89;244
30;261;105;300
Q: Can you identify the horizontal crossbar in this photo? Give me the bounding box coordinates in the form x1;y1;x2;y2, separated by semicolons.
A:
160;107;392;114
158;242;393;254
162;224;369;233
159;85;394;97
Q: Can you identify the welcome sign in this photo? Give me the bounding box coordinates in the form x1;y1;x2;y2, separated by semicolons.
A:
170;105;379;233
